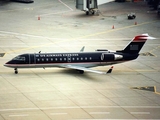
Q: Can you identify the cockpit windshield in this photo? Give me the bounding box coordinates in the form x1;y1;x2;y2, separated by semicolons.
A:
12;56;25;61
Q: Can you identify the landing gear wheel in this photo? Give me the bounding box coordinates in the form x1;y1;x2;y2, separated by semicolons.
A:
86;11;89;15
91;10;95;15
14;68;18;74
15;70;18;74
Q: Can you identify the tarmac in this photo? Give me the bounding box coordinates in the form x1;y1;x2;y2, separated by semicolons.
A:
0;0;160;119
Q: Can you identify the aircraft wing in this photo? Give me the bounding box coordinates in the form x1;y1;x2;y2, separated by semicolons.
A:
62;65;110;74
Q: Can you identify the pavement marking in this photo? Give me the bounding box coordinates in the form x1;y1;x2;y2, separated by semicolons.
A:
89;112;110;115
50;113;68;115
130;86;160;96
130;112;150;115
0;53;5;57
77;20;159;40
9;114;29;117
2;20;159;54
58;0;73;11
154;86;160;95
0;30;65;40
37;10;72;17
0;106;160;112
36;0;73;17
0;31;132;40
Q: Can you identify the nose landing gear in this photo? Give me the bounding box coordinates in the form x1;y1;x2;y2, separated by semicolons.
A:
14;68;18;74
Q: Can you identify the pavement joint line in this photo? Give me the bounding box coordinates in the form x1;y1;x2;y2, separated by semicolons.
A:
37;10;72;17
2;20;159;54
50;113;68;115
9;114;29;117
130;112;150;115
89;112;110;114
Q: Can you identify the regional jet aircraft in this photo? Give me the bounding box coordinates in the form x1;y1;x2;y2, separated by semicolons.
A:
4;34;155;74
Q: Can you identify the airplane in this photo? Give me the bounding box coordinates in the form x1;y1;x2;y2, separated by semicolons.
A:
4;33;155;74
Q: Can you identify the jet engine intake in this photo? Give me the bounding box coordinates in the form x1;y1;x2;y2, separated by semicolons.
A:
101;53;114;61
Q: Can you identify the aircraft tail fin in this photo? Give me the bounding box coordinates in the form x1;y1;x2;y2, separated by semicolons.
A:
121;33;155;54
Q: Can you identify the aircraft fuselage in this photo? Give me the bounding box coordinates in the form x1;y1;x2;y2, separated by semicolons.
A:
4;51;138;69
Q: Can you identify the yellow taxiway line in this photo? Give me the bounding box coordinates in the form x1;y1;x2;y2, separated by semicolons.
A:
4;20;159;55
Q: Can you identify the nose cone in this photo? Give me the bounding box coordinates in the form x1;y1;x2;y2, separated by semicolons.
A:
4;60;14;68
4;61;10;67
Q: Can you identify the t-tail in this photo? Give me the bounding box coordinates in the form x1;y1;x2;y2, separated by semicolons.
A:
120;33;156;54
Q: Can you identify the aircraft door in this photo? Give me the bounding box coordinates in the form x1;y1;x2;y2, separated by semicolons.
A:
29;54;36;64
67;56;71;63
100;53;105;64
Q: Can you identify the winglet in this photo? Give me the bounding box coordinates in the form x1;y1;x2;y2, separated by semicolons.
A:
107;66;114;73
80;46;85;52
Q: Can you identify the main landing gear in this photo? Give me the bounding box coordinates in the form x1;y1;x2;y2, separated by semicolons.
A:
77;70;84;74
86;9;95;15
14;68;18;74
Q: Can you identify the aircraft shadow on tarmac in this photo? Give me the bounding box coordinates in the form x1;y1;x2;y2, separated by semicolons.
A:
7;68;102;81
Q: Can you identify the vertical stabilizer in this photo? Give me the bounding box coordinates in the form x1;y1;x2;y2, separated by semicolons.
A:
122;34;155;54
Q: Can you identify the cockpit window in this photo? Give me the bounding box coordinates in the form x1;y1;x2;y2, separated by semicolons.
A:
13;56;25;61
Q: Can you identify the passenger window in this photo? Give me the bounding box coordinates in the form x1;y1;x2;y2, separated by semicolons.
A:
35;55;39;57
42;58;44;61
77;58;79;60
85;57;87;60
81;58;83;60
55;58;57;61
89;57;92;60
72;58;75;61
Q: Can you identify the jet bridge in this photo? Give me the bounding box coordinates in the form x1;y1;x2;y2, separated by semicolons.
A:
76;0;98;15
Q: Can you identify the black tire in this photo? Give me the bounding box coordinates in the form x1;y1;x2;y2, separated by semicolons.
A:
15;70;18;74
86;11;89;15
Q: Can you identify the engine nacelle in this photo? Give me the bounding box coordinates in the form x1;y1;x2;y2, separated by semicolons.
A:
101;53;123;61
114;54;123;60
